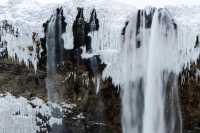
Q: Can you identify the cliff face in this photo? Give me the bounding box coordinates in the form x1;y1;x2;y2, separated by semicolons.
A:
0;60;121;133
1;54;200;133
179;62;200;133
0;10;121;130
0;8;121;132
0;3;200;133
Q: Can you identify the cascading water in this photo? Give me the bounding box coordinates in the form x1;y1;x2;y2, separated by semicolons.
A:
45;8;66;133
1;0;200;132
143;10;180;133
72;6;189;133
46;8;65;103
46;15;58;102
118;8;183;133
143;11;168;133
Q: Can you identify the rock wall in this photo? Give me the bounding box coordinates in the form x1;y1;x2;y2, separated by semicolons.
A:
179;61;200;133
0;7;199;133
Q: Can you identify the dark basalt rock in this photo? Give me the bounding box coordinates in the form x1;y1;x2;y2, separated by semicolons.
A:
0;59;119;133
68;7;105;76
38;7;104;76
195;35;199;48
61;47;106;77
136;10;142;48
73;8;99;52
136;10;142;36
135;8;156;49
89;9;100;31
62;75;121;133
121;21;129;36
144;8;155;29
73;7;86;50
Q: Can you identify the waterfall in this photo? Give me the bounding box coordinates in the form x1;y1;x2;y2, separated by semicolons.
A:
142;10;168;133
46;15;58;102
143;10;178;133
55;8;64;65
46;8;65;103
119;8;183;133
45;9;66;133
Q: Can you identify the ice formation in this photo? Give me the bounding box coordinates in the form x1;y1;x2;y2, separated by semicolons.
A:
0;0;200;133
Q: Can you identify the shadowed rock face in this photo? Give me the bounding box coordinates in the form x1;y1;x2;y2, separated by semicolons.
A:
38;7;104;76
73;8;99;52
135;8;156;36
195;35;200;48
0;59;121;133
67;8;105;76
179;61;200;133
179;38;200;132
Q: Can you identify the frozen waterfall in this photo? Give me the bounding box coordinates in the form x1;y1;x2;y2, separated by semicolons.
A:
103;8;199;133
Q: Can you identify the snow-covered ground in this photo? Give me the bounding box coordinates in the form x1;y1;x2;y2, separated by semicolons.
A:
0;93;74;133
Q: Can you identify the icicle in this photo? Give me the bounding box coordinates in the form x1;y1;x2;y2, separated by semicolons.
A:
96;75;101;94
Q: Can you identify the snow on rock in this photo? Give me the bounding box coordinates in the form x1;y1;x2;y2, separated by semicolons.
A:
0;0;200;72
0;1;200;133
0;93;66;133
